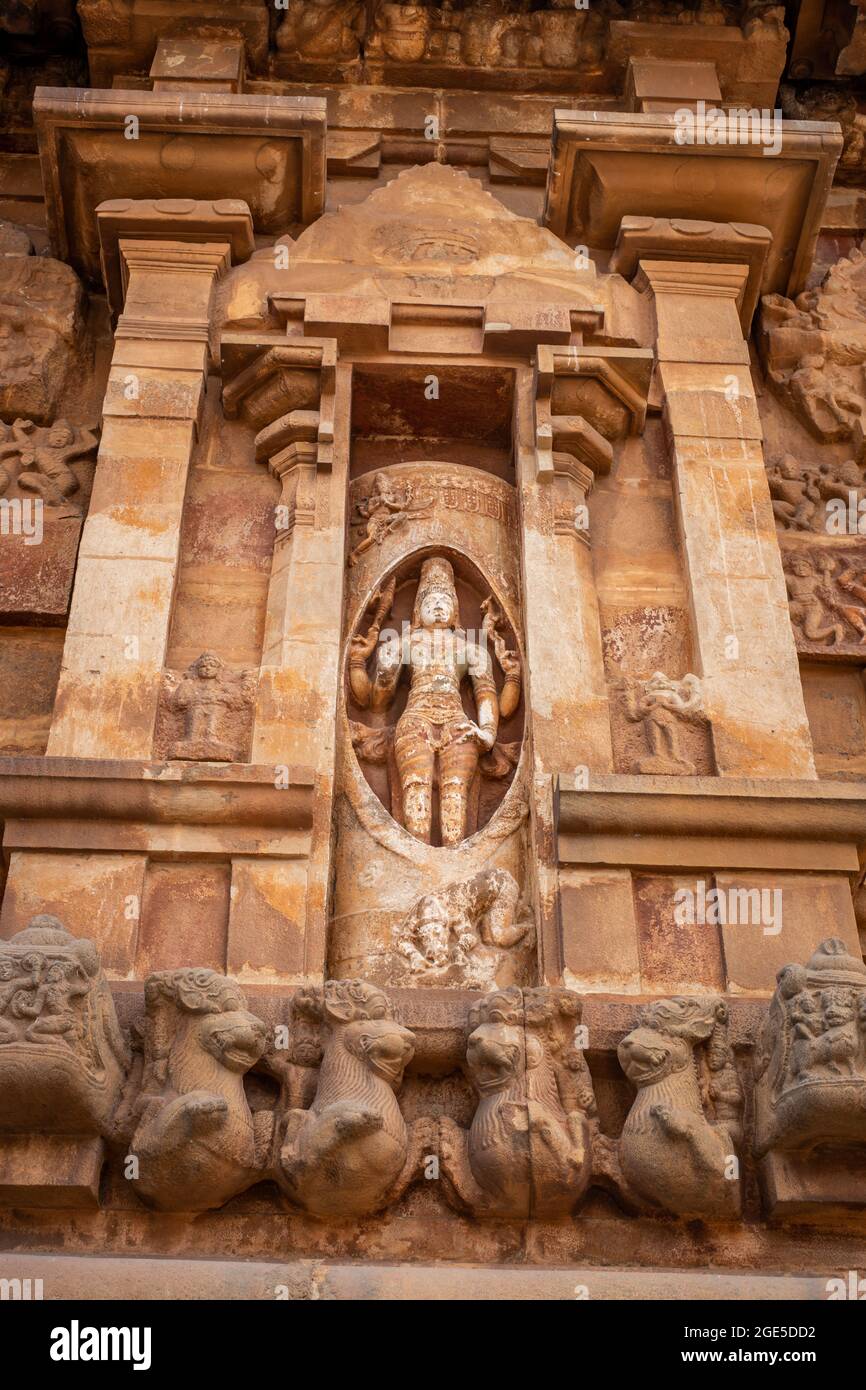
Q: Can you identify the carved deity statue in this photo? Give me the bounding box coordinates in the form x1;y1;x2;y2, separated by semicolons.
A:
161;651;256;762
621;670;705;775
617;996;743;1219
394;867;533;987
349;556;521;845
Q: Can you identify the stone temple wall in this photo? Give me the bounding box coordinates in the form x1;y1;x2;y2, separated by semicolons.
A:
2;0;866;1303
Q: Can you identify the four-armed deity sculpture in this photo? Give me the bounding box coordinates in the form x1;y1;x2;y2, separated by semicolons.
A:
349;555;521;846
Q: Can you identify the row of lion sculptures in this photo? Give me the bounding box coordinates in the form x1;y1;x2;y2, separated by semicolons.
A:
1;916;864;1220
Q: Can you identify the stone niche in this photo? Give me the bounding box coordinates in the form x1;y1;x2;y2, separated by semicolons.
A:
331;459;534;990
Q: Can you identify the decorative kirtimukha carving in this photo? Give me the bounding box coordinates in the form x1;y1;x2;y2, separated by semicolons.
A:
160;652;256;762
275;0;365;60
276;980;430;1219
0;417;98;515
620;671;706;774
348;471;434;566
0;915;129;1138
439;987;596;1218
784;551;866;649
755;939;866;1157
349;556;521;846
617;997;743;1220
394;867;534;987
128;969;271;1213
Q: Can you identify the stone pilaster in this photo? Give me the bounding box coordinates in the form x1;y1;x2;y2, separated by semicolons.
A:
47;235;234;759
637;258;816;779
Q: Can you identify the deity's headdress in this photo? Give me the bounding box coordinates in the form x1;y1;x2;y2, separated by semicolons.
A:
412;556;460;628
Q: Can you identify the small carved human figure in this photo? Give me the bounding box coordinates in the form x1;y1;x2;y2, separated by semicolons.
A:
128;968;271;1213
161;652;256;761
348;472;433;566
617;996;743;1220
784;553;849;645
394;867;533;987
0;416;97;517
785;552;866;646
349;556;521;846
0;915;129;1138
621;671;705;774
276;980;430;1219
439;987;596;1218
754;939;866;1161
766;455;821;531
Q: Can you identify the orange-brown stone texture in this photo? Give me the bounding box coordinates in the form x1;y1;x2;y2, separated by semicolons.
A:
2;0;866;1302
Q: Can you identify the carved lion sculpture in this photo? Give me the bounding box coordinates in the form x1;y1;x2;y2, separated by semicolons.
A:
617;996;743;1220
276;980;430;1220
128;968;270;1213
439;986;596;1218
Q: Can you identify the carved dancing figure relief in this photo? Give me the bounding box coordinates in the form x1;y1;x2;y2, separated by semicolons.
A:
348;472;434;567
784;552;866;647
349;555;522;846
0;417;98;516
620;671;705;774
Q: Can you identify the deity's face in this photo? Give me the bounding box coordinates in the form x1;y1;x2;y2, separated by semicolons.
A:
195;654;222;680
790;558;813;578
417;904;450;966
48;424;73;447
821;988;854;1028
418;586;456;629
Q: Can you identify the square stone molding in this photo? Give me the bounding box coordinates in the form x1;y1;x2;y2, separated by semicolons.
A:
96;198;256;319
33;86;326;287
543;110;842;298
610;216;772;333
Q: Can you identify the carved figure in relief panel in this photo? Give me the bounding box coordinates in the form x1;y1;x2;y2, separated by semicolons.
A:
127;969;271;1213
0;417;98;516
784;552;866;647
369;3;434;62
160;652;256;762
348;472;434;567
276;981;432;1219
394;867;534;987
0;916;129;1140
619;671;706;774
275;0;365;59
439;987;596;1218
349;556;521;846
762;242;866;449
754;939;866;1158
617;996;743;1220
